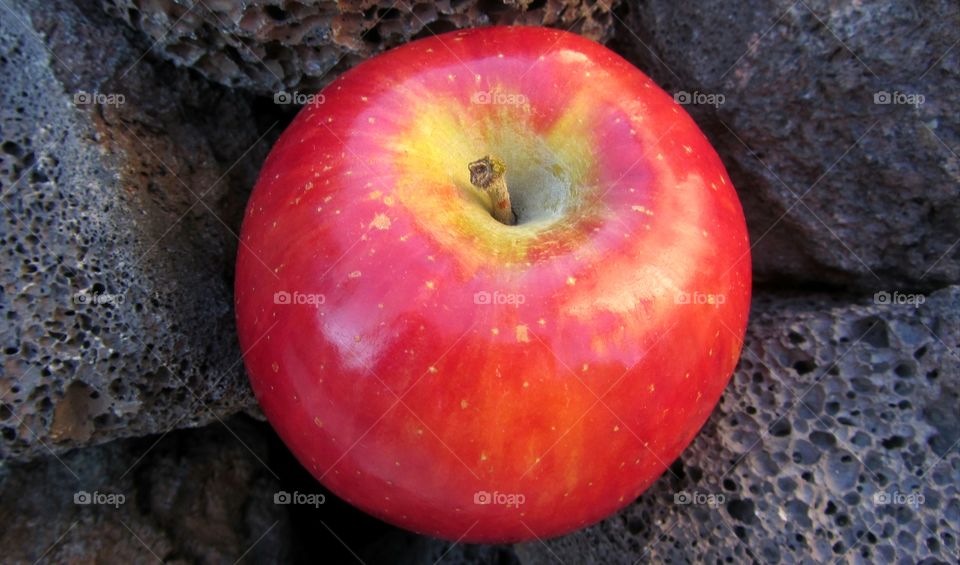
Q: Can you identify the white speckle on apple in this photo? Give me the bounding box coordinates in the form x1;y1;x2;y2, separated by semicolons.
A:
370;213;391;230
515;324;530;342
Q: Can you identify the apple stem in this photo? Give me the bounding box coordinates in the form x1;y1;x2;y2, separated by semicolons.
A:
469;156;516;226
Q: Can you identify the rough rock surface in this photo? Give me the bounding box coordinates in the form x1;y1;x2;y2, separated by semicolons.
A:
516;286;960;563
614;0;960;289
0;416;287;564
0;415;514;564
100;0;618;96
0;0;275;461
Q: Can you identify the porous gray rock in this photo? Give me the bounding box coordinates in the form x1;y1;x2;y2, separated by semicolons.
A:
515;286;960;563
100;0;618;96
614;0;960;290
0;0;275;461
0;417;289;564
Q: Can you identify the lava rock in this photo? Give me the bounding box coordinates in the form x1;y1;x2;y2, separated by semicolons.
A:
99;0;618;96
613;0;960;290
0;0;277;461
0;416;288;564
515;286;959;563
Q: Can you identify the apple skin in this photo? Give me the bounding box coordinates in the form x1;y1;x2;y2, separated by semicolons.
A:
235;26;751;543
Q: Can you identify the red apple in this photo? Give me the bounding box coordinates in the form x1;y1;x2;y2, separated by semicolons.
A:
236;26;751;543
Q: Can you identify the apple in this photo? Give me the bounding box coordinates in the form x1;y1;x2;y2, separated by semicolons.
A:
235;26;751;543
